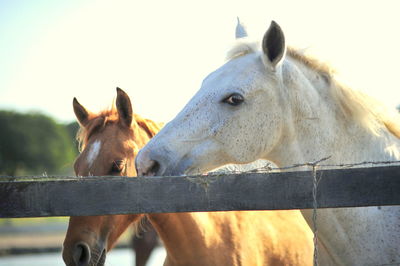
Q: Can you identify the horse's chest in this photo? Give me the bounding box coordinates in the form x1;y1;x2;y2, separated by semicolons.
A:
307;207;400;265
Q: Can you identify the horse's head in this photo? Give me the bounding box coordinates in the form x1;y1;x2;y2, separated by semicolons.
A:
63;88;159;266
136;21;288;176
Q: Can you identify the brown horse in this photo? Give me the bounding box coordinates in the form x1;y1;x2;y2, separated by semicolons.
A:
62;88;314;266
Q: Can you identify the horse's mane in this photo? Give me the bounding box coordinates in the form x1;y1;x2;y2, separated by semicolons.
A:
227;39;400;139
76;104;163;151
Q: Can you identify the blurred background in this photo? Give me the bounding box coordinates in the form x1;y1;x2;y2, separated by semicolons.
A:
1;0;400;265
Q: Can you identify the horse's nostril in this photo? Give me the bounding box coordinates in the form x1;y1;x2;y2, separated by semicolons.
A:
150;160;160;176
136;149;162;176
73;242;91;266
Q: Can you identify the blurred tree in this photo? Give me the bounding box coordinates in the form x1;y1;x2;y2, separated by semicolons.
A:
0;111;77;176
65;121;80;153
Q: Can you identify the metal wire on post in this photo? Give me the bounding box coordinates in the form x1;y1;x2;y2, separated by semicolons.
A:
305;156;331;266
311;163;320;266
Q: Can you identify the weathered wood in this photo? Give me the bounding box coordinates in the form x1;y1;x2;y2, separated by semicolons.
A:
0;165;399;218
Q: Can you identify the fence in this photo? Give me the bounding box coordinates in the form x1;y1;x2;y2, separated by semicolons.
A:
1;164;400;218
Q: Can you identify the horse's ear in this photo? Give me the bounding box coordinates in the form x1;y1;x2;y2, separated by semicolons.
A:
116;87;133;127
262;21;286;70
235;17;248;39
73;98;91;127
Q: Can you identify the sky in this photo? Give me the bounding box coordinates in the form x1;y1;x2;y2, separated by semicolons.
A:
1;0;400;123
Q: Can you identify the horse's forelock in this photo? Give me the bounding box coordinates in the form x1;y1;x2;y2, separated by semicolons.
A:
76;106;164;152
76;106;119;151
226;39;259;61
77;117;104;152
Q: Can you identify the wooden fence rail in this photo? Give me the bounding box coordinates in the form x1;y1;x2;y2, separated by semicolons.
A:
1;165;400;218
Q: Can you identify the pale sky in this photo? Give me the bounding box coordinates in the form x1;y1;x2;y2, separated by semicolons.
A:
1;0;400;123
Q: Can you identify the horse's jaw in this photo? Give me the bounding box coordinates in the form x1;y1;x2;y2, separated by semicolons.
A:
63;214;142;266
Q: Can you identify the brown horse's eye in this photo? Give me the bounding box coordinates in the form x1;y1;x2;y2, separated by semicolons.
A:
111;160;125;174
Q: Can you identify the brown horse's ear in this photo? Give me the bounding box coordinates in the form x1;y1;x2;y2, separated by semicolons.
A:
73;98;91;127
137;119;163;138
116;87;133;127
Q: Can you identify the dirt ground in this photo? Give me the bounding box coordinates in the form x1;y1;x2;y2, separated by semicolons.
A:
0;232;131;257
0;233;66;249
0;232;131;249
0;217;136;257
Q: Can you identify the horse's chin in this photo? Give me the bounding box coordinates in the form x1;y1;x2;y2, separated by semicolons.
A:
63;242;107;266
160;156;218;176
174;165;215;177
163;168;193;176
161;166;197;177
96;249;106;266
162;158;198;176
88;246;107;266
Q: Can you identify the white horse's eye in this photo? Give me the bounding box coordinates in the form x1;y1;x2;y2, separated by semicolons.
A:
222;93;244;106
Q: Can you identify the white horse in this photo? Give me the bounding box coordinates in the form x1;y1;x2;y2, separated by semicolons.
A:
136;20;400;265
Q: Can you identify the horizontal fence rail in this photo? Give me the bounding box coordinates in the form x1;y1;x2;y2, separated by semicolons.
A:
1;165;400;218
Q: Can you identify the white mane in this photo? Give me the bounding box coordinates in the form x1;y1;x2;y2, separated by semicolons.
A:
226;38;259;61
226;38;400;139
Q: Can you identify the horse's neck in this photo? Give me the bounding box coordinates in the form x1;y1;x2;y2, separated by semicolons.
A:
271;58;400;265
270;58;400;167
272;117;398;167
147;212;225;264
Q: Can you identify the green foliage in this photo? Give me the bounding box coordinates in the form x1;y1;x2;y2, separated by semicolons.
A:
65;121;80;153
0;111;79;176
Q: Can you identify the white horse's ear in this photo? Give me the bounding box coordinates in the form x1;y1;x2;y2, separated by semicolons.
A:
262;21;286;70
235;17;248;39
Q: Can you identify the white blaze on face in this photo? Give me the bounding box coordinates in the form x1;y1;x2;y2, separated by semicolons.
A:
87;140;102;168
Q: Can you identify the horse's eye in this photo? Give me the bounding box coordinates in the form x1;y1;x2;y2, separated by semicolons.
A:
222;93;244;106
111;160;125;173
